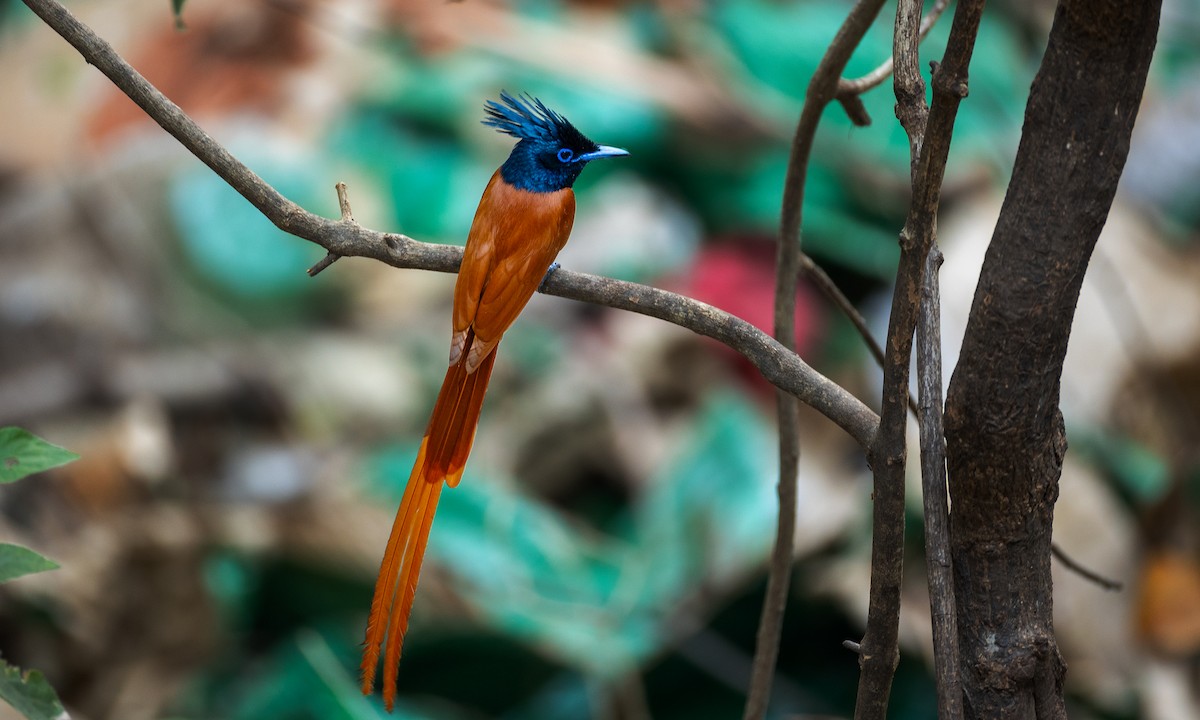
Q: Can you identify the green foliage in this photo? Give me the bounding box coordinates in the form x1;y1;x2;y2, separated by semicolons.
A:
0;427;72;583
0;428;76;719
0;427;79;485
0;659;67;720
0;544;59;583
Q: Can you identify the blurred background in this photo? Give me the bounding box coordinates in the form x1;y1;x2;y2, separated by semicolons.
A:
1;0;1199;718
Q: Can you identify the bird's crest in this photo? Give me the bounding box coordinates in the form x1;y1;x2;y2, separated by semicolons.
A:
483;91;590;149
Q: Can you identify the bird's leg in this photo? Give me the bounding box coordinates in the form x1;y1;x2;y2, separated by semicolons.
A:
538;262;561;293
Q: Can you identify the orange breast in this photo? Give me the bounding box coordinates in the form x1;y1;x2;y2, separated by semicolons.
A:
452;170;577;349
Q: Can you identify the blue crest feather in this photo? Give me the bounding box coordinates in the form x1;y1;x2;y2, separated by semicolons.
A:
482;91;588;148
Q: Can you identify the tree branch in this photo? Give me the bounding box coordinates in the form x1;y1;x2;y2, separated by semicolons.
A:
1050;543;1122;592
799;254;919;418
894;2;962;718
837;0;952;100
307;181;356;276
916;246;963;719
19;0;881;452
853;0;985;718
743;2;887;719
781;0;935;427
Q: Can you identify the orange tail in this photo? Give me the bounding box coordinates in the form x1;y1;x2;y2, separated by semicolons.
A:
361;331;498;710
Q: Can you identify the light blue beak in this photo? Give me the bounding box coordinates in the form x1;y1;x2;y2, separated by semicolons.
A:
579;145;630;162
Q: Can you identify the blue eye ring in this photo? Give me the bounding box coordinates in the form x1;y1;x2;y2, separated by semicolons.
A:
556;148;574;163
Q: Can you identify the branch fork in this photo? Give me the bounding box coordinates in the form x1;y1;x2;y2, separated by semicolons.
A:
307;182;359;276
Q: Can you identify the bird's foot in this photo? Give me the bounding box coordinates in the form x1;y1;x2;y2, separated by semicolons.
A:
539;262;561;293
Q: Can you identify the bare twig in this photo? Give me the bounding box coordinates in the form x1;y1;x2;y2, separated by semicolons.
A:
750;0;927;419
306;252;339;277
895;2;962;719
837;0;952;98
916;246;963;719
800;254;920;417
787;0;934;421
853;0;986;718
743;2;888;719
834;94;873;128
307;181;356;276
20;0;882;451
1050;543;1123;592
335;181;354;222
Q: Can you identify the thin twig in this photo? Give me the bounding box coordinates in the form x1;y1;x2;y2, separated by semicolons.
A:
837;0;952;98
834;95;873;128
783;0;932;420
916;246;963;719
19;0;882;452
854;1;986;718
307;182;356;276
799;254;920;418
765;0;928;424
895;2;962;719
336;183;353;219
1050;543;1123;592
306;251;339;277
743;2;888;719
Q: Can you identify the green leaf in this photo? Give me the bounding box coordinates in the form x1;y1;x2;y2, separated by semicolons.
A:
0;544;59;583
0;428;79;484
0;657;68;720
171;0;186;29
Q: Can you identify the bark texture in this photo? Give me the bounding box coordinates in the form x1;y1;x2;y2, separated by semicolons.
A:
943;1;1161;718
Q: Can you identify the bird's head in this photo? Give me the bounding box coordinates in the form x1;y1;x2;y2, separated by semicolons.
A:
483;92;629;193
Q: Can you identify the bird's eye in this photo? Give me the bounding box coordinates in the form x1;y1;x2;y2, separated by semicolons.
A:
556;148;574;163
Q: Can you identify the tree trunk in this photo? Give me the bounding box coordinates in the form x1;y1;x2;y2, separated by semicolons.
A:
943;1;1161;717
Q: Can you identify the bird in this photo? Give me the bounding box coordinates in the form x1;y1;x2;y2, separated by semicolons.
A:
360;92;629;710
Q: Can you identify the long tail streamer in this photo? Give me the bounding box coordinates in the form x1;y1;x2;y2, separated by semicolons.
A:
361;331;498;710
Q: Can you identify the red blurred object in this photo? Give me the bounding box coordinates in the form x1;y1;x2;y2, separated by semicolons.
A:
667;237;823;393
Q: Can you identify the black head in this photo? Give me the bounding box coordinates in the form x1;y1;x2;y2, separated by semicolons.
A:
483;92;629;193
